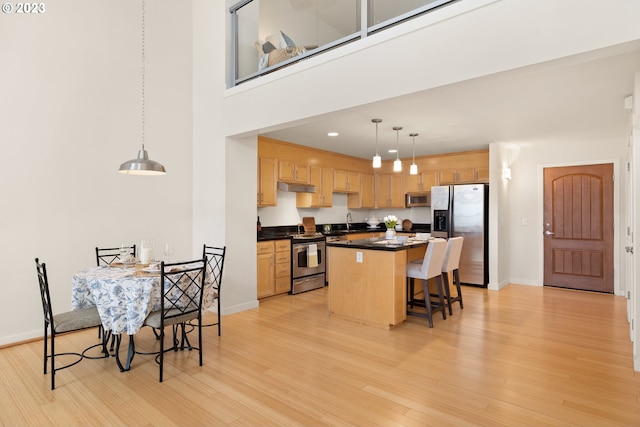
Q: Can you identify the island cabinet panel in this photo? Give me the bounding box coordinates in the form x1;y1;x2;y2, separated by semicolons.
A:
328;247;407;327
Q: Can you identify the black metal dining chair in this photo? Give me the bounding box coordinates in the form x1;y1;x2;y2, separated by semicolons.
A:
195;245;226;335
95;244;136;266
142;258;207;382
35;258;109;389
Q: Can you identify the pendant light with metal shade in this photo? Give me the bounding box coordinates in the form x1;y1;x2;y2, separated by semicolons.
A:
409;133;418;175
372;118;382;168
393;126;402;172
119;0;166;176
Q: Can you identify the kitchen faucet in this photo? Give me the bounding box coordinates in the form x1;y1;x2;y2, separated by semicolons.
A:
346;212;352;231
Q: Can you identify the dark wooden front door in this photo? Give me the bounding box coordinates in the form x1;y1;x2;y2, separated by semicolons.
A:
543;164;614;293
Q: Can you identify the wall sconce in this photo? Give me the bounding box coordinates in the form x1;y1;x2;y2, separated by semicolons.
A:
502;167;512;180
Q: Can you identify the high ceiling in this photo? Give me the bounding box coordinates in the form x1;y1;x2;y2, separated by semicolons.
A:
262;42;640;161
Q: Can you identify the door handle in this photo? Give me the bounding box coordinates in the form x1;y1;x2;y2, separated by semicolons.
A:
625;246;634;254
544;230;555;235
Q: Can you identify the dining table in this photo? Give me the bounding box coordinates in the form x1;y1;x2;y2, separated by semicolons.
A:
71;262;213;371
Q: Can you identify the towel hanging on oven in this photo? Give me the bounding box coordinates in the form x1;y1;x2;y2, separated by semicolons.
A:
307;243;318;268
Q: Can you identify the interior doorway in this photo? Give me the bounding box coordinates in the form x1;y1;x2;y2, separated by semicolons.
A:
543;163;614;293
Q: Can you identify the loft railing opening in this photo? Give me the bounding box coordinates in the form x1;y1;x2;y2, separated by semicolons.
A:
229;0;459;87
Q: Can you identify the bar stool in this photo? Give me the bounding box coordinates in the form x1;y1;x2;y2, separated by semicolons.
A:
406;238;448;328
442;236;464;315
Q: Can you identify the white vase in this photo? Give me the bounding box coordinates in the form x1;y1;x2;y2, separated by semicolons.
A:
385;229;396;240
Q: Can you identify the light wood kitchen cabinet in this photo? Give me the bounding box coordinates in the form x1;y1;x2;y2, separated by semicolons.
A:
257;240;291;299
439;167;487;184
405;170;438;193
296;166;333;208
257;241;275;298
347;173;375;209
274;240;291;295
476;167;490;182
375;173;405;208
257;157;277;207
346;231;382;240
333;169;360;193
279;160;309;184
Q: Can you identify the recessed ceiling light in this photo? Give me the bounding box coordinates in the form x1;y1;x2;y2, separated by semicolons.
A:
327;132;339;137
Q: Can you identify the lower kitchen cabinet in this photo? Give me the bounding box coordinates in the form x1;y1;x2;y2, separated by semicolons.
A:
257;240;291;299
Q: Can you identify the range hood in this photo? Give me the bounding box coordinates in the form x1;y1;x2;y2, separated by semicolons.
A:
277;181;316;193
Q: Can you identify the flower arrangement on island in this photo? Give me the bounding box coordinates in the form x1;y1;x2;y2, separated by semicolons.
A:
384;215;398;230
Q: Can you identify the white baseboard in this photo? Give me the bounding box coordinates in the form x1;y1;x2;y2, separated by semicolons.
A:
218;300;259;316
0;330;41;347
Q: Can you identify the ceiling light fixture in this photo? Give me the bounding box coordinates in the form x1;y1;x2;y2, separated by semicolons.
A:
327;132;339;137
409;133;418;175
372;118;382;168
119;0;166;176
393;126;402;172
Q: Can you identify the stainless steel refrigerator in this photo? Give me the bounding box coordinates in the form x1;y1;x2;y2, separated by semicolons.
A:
431;184;488;287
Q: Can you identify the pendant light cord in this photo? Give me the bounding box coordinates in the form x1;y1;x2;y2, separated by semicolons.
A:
141;0;146;150
375;121;379;155
411;133;417;163
393;126;402;161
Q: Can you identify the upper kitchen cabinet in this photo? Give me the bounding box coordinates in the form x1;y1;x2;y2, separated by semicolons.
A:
258;157;277;207
405;170;438;193
439;167;488;185
297;166;333;208
278;160;309;184
348;173;375;209
333;169;360;193
375;173;405;208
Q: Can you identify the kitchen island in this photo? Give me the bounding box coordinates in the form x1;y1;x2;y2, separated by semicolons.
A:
326;237;430;328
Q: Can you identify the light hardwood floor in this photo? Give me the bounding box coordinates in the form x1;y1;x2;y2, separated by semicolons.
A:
1;284;639;426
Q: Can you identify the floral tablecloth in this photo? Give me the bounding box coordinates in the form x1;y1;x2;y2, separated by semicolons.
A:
72;266;214;335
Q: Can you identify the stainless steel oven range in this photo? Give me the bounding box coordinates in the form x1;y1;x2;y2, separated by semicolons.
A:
291;234;326;294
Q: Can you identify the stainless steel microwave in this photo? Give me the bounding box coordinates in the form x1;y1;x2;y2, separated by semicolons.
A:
405;193;430;207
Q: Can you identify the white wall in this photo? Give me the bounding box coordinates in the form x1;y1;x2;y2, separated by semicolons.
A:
506;140;625;292
0;0;193;345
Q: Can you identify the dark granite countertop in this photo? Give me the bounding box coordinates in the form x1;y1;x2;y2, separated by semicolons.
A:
326;237;431;252
257;223;431;242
